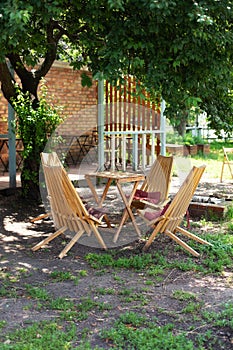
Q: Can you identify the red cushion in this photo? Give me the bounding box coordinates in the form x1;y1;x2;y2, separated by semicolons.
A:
144;209;162;221
134;190;161;204
143;201;170;221
85;204;105;220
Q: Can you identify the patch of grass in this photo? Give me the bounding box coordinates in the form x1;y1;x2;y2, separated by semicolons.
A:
147;265;166;276
77;296;98;313
190;141;233;179
118;287;134;296
118;287;148;304
49;297;75;311
172;290;197;301
25;285;50;300
113;275;125;283
117;311;147;326
202;303;233;329
0;285;17;298
79;270;88;277
85;252;154;270
227;221;233;233
101;312;196;349
59;310;79;321
49;270;75;281
85;231;233;276
199;234;233;272
182;301;204;314
224;204;233;220
0;321;77;349
95;287;115;295
0;321;7;330
0;271;19;283
144;279;154;285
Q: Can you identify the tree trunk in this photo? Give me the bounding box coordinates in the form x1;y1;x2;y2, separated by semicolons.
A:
175;121;186;137
20;136;41;201
174;113;188;137
21;164;41;201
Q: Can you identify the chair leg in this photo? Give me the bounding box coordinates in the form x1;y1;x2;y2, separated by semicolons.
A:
31;212;51;222
90;223;107;250
31;226;66;251
103;214;112;228
220;162;225;182
58;229;85;259
165;229;200;257
176;226;213;246
227;162;233;179
142;220;164;252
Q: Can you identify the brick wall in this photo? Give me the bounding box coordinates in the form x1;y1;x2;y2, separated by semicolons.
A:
0;61;98;135
0;97;8;135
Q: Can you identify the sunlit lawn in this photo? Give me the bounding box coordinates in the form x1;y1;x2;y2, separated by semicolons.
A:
176;140;233;180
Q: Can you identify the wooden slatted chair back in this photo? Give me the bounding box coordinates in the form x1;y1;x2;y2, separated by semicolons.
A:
162;165;206;232
41;152;90;234
142;155;174;203
139;165;212;257
32;152;107;258
220;147;233;182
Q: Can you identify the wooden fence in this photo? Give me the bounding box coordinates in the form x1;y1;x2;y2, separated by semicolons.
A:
103;77;161;170
104;77;160;132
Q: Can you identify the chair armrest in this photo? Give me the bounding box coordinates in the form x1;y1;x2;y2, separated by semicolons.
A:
139;198;171;210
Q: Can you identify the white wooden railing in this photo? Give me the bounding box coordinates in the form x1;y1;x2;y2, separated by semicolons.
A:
104;130;165;171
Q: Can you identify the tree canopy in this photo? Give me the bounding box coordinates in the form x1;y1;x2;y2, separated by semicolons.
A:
1;0;233;197
1;1;233;131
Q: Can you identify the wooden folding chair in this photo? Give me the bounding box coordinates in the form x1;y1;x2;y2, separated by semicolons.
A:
131;155;173;210
138;165;212;257
220;147;233;182
31;152;108;258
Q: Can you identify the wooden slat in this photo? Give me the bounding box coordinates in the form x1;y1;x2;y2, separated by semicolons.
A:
31;152;108;258
139;165;212;256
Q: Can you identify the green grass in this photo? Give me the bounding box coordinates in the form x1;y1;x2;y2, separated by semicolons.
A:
0;322;77;350
25;285;50;300
85;252;154;270
169;139;233;179
84;231;233;275
186;140;233;179
101;312;197;349
49;270;75;281
0;321;6;330
202;302;233;329
172;290;197;301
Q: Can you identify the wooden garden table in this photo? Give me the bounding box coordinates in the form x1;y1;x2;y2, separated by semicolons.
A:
85;171;145;242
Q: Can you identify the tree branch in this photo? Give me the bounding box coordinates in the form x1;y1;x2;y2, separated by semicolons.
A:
35;19;65;78
0;60;17;102
7;53;39;98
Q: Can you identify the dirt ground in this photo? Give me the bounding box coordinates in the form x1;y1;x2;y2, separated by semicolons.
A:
0;177;233;349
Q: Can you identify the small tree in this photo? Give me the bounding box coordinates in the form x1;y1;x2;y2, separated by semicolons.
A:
12;82;63;200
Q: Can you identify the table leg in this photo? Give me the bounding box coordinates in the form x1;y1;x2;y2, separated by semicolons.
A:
85;175;112;228
99;178;112;206
85;175;113;206
113;181;141;242
85;175;100;204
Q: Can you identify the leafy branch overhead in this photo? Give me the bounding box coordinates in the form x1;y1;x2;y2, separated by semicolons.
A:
0;1;233;130
1;0;233;198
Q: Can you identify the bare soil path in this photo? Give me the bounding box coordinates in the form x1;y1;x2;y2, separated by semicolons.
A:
0;178;232;349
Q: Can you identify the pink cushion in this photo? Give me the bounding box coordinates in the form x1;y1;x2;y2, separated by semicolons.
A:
144;209;162;221
144;201;170;221
85;204;105;220
134;190;161;204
